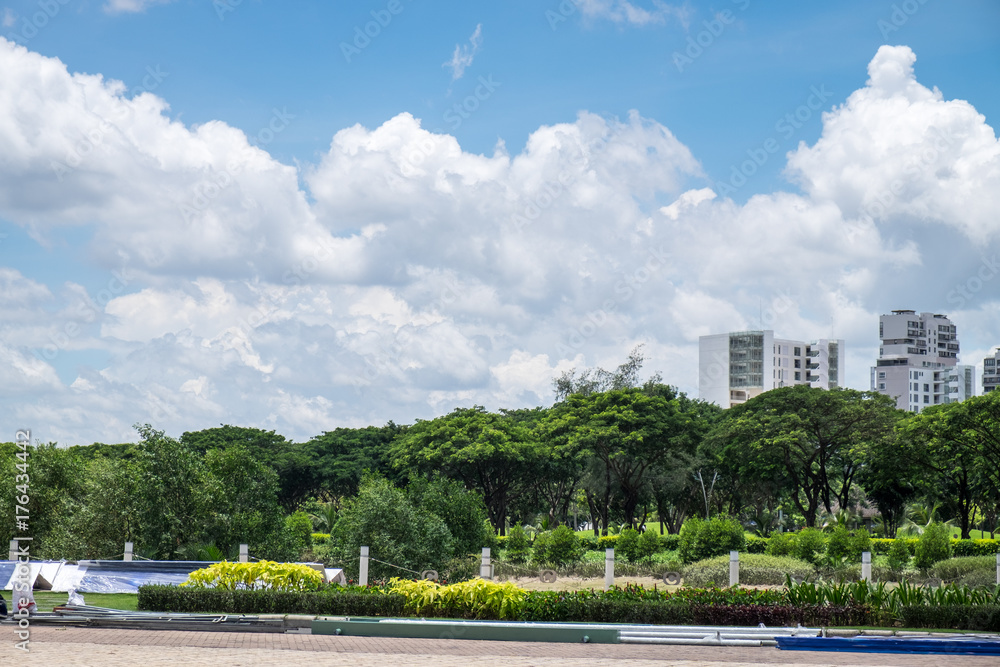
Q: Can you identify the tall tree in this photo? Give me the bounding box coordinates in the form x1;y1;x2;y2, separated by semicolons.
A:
390;407;539;534
897;392;1000;539
706;386;902;527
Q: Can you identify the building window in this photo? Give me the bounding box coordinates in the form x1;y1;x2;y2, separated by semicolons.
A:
878;383;886;390
794;347;801;356
878;372;886;379
924;395;929;404
795;371;801;381
794;359;801;368
924;384;929;392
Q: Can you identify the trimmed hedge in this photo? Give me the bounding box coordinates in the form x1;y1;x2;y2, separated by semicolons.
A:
682;554;814;587
138;584;406;616
138;582;871;627
745;535;768;553
952;539;1000;557
898;604;1000;632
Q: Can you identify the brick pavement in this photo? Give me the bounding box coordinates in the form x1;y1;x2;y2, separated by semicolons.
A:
2;628;998;666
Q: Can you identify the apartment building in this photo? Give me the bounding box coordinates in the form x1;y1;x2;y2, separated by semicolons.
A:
699;330;844;408
984;348;1000;394
870;310;974;412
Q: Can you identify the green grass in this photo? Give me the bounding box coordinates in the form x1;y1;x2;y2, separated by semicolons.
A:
17;591;138;613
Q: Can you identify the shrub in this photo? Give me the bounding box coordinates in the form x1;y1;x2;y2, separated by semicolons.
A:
285;511;314;554
597;535;619;550
388;577;527;619
766;531;798;557
827;527;871;565
139;584;406;616
745;535;768;554
681;553;813;587
181;561;323;592
914;522;952;570
637;529;664;563
504;525;531;564
795;528;827;566
679;516;746;563
661;533;681;551
532;531;552;564
952;539;1000;557
929;555;997;582
887;539;911;571
545;525;584;566
616;529;642;563
311;533;331;546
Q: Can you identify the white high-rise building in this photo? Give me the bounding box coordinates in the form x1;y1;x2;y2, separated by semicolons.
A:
699;331;844;408
984;348;1000;394
870;310;974;412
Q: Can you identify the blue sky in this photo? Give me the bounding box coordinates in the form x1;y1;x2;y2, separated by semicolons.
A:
1;0;999;444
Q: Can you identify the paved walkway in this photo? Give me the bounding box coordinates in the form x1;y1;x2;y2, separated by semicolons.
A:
3;627;999;666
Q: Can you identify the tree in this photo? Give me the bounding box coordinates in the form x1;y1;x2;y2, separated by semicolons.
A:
328;475;453;579
390;407;539;534
547;386;711;532
134;424;215;559
552;344;660;400
706;386;902;527
407;475;494;556
181;425;312;511
305;423;403;499
897;394;1000;539
203;446;285;555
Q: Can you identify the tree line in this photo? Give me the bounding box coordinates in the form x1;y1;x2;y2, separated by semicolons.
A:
3;350;999;562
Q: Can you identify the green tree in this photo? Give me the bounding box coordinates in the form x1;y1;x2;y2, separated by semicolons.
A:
706;386;902;527
408;475;494;556
328;475;453;579
914;521;952;570
897;394;1000;539
203;446;285;556
390;407;539;535
134;424;215;559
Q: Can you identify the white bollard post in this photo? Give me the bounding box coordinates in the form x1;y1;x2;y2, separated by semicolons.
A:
239;544;249;563
861;551;871;582
9;540;18;562
360;546;369;587
996;553;999;586
604;548;615;591
729;551;739;587
124;542;134;562
480;547;492;580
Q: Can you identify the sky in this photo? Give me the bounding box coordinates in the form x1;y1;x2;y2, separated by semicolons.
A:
1;0;999;445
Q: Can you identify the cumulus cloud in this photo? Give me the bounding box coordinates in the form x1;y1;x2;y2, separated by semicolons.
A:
0;42;997;444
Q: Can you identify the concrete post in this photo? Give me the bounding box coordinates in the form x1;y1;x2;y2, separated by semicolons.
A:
124;542;133;562
996;553;1000;586
480;547;492;580
861;551;871;582
729;551;739;587
360;546;369;587
239;544;249;563
8;540;17;561
604;548;615;591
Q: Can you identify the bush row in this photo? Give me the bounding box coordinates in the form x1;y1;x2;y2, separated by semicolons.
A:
137;583;868;627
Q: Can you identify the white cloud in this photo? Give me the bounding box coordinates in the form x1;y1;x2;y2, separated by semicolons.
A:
0;43;997;444
444;24;483;81
577;0;690;26
103;0;173;13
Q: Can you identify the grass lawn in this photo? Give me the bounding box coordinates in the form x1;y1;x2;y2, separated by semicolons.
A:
9;591;138;613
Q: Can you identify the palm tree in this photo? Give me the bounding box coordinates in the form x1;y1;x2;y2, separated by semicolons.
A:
897;501;955;537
